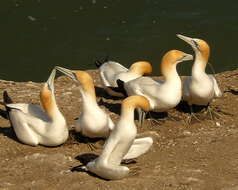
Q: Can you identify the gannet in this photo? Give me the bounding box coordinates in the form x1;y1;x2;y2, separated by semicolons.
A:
176;34;222;119
55;66;114;138
122;50;193;125
0;69;69;146
85;95;153;180
96;60;153;97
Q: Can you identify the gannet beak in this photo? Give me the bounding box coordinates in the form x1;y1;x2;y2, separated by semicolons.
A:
46;68;56;91
55;66;77;81
182;54;193;62
176;34;194;46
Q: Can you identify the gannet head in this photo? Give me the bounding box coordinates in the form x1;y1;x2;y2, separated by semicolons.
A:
55;66;95;96
160;50;193;76
129;61;153;75
176;34;210;62
40;69;56;117
122;95;150;111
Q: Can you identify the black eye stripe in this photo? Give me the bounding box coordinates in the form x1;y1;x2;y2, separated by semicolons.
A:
73;73;77;79
193;40;199;47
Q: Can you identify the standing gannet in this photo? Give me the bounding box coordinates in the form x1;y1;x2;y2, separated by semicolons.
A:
122;50;193;125
85;95;153;180
0;69;69;146
55;66;114;138
96;60;153;97
176;34;222;120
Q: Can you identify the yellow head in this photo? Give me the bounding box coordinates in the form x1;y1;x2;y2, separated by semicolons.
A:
122;95;150;112
177;34;210;62
129;61;153;75
55;66;96;97
40;69;56;118
40;84;54;118
160;50;193;76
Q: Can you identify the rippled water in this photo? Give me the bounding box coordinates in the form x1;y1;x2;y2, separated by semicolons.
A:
1;0;238;81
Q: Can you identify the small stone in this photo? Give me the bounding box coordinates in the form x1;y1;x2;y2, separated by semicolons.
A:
192;141;198;145
183;130;192;136
216;122;221;127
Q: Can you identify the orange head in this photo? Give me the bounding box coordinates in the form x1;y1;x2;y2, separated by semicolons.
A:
55;66;96;97
40;69;56;118
129;61;153;75
121;95;150;112
177;34;210;63
160;50;193;76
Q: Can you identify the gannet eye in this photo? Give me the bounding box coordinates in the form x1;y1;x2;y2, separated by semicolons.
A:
180;55;187;60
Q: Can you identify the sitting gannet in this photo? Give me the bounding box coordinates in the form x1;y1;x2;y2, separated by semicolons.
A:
55;66;114;138
122;50;193;125
96;59;152;97
176;34;222;120
85;95;153;180
0;69;69;146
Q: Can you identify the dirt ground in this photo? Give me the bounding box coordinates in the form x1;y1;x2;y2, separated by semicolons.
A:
0;69;238;190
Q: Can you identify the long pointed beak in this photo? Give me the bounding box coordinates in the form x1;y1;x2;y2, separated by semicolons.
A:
55;66;77;81
46;68;56;91
182;54;193;62
176;34;194;46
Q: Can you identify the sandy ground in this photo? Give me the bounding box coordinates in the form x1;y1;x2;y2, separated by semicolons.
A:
0;69;238;190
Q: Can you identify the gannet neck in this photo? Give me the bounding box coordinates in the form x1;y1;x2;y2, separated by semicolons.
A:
164;64;180;82
129;61;152;75
192;52;207;76
74;70;97;100
192;40;210;75
40;84;62;120
78;86;98;111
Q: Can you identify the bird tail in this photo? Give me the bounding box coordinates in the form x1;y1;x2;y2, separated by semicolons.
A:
94;56;109;68
0;91;13;120
3;91;13;104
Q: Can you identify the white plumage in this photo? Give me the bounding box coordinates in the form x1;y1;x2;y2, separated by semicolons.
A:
4;69;68;146
177;34;222;106
98;60;153;97
123;50;193;124
86;95;153;180
55;66;114;138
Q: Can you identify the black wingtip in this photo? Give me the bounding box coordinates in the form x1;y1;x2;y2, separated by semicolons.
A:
94;56;109;68
0;109;8;120
1;91;13;120
3;91;13;104
116;79;128;97
95;60;103;68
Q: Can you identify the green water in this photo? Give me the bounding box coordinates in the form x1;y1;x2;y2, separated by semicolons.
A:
1;0;238;82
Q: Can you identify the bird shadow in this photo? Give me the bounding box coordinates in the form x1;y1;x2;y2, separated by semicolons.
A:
71;153;111;180
67;130;106;145
146;111;168;120
98;98;122;115
95;86;124;100
71;153;137;180
74;153;98;166
175;101;206;114
0;125;18;142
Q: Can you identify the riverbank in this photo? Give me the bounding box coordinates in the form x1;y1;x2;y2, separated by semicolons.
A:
0;69;238;189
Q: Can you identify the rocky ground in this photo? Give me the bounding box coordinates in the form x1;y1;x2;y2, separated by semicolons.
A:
0;69;238;190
